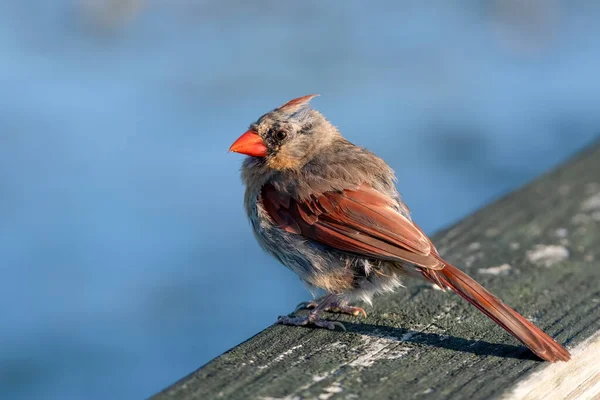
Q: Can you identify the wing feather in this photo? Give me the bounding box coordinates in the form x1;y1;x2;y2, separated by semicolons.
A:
261;183;444;269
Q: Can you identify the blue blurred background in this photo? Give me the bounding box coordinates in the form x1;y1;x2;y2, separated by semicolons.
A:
1;1;599;398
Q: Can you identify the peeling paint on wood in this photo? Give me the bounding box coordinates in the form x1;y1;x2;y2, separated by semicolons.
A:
478;264;512;275
152;141;600;400
581;192;600;212
526;244;570;267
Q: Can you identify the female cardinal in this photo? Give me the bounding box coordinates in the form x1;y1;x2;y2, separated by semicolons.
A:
229;95;570;362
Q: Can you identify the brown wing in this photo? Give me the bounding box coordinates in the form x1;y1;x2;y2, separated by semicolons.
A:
261;183;444;270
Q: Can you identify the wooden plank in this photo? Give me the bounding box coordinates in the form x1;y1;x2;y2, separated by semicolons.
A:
152;140;600;400
504;331;600;400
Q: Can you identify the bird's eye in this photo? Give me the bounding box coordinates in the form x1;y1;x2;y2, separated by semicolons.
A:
274;131;287;141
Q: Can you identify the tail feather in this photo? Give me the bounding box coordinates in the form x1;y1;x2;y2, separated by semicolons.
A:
425;262;571;362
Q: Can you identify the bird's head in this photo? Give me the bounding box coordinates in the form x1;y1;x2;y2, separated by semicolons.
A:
229;95;340;171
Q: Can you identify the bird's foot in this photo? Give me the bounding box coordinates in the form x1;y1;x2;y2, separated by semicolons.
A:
277;315;346;331
296;300;367;318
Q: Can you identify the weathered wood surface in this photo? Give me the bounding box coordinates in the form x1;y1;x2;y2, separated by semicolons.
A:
153;141;600;400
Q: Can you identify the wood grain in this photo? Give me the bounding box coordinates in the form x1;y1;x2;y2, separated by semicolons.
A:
504;331;600;400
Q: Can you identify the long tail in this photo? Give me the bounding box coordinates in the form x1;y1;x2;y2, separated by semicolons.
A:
424;262;571;362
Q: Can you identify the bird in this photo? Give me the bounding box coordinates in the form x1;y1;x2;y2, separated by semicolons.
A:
228;94;571;362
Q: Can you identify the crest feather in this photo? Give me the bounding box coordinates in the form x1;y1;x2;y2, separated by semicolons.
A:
277;94;319;113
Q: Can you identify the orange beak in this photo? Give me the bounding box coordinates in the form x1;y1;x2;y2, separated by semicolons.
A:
229;130;268;157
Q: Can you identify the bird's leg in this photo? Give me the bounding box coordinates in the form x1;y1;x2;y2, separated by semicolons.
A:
277;293;346;330
296;297;367;317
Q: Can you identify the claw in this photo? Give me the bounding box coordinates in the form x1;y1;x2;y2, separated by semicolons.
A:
294;300;367;318
295;301;318;311
354;308;368;318
329;305;367;318
331;321;346;331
